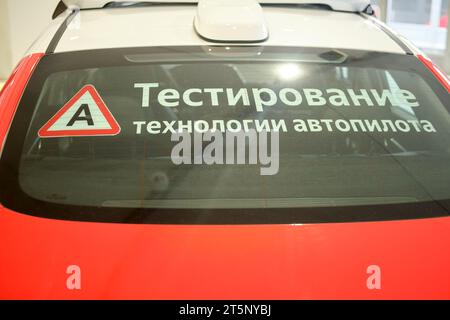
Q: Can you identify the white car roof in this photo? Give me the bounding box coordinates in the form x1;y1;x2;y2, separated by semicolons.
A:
27;3;409;56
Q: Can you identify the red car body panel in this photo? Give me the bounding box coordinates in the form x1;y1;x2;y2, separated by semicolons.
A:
0;205;449;300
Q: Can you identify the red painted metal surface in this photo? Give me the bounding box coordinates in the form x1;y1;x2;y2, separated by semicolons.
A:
0;205;449;300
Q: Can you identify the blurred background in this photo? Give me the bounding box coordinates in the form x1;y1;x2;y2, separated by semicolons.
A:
371;0;449;72
0;0;449;88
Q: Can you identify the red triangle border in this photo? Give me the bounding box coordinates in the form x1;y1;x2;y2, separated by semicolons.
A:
38;85;121;138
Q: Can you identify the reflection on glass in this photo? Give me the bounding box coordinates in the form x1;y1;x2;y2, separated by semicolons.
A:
276;64;302;81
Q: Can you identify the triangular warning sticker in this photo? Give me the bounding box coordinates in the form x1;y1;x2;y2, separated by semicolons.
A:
38;85;121;138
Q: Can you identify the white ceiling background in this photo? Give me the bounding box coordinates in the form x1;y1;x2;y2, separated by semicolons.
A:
0;0;60;79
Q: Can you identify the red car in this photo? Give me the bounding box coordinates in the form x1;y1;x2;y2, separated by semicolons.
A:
0;0;449;300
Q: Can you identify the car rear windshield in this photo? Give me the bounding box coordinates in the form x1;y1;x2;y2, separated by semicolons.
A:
1;46;449;224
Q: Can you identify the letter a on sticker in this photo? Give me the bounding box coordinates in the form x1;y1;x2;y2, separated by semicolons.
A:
38;85;121;138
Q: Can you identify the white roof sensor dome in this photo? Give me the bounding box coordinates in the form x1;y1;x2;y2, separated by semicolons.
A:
194;0;269;42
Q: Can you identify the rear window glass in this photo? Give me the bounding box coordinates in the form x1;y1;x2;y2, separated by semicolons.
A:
1;46;449;224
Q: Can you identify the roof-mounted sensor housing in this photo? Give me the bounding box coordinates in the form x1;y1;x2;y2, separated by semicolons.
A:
194;0;269;43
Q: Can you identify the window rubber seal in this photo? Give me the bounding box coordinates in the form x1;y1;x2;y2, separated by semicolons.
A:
46;9;79;54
